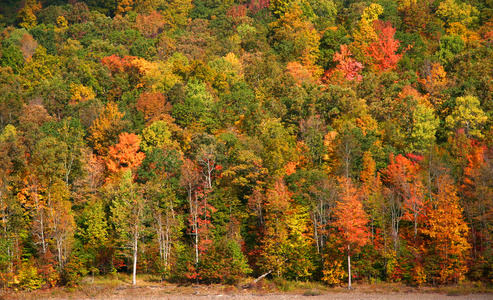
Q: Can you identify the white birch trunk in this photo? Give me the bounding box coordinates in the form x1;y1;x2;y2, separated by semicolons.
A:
132;233;138;285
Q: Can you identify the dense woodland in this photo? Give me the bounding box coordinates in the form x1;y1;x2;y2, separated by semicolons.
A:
0;0;493;290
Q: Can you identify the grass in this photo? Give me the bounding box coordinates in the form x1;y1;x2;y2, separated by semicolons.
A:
2;275;492;299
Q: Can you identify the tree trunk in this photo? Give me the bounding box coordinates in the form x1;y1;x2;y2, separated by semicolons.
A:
348;253;351;290
194;193;199;266
132;234;138;285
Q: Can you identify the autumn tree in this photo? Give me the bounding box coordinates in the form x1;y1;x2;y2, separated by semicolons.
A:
88;102;127;156
258;179;315;279
79;198;110;277
359;151;384;242
136;92;173;125
0;126;25;284
422;175;470;284
180;158;201;268
365;21;403;72
286;169;339;279
351;3;383;61
259;119;298;179
172;80;216;132
160;0;193;28
419;62;450;111
46;182;75;273
382;154;426;250
134;11;166;38
457;143;493;280
270;2;321;70
19;33;38;61
105;132;146;179
139;121;177;153
17;0;42;29
324;45;364;82
445;95;487;139
333;177;369;289
110;171;146;285
409;104;439;154
436;0;479;28
144;173;183;277
116;0;134;15
55;118;86;185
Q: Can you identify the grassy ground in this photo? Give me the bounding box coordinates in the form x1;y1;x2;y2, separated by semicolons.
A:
1;275;492;300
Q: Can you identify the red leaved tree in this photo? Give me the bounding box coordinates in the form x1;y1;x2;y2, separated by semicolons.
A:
325;44;364;82
366;21;402;71
384;154;426;239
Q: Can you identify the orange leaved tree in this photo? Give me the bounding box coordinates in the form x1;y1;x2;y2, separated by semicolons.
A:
333;178;369;289
105;132;145;180
422;174;470;284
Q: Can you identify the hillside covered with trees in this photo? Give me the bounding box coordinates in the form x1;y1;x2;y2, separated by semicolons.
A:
1;0;493;290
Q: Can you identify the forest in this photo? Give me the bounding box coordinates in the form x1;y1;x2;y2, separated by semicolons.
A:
0;0;493;291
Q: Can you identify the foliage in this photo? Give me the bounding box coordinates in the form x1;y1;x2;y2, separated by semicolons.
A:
445;96;487;139
16;262;45;291
326;44;364;81
0;0;493;288
365;21;403;72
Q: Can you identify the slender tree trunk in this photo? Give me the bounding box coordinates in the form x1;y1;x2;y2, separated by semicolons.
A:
36;197;47;255
348;251;351;290
133;234;138;285
193;193;199;266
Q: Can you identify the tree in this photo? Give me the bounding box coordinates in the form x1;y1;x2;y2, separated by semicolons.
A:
17;0;42;29
333;177;369;289
365;21;402;72
445;95;487;139
80;198;110;277
116;0;134;15
145;179;182;277
351;3;383;61
139;121;176;153
382;154;426;248
134;11;166;38
359;151;384;242
0;67;23;125
105;132;146;179
180;158;201;268
410;104;439;154
258;179;315;279
286;169;339;277
0;126;25;284
172;80;216;132
19;33;38;61
56;118;86;185
46;182;75;273
419;62;450;112
422;175;470;284
0;45;25;74
110;171;146;285
69;84;96;105
135;92;173;125
88;102;127;156
259;119;298;178
160;0;193;28
270;2;321;69
325;45;364;82
436;0;479;28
